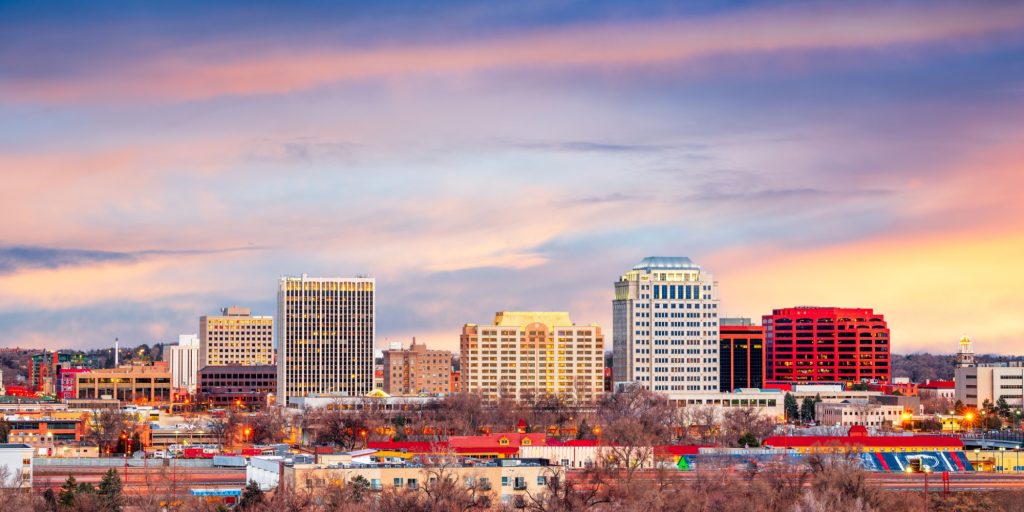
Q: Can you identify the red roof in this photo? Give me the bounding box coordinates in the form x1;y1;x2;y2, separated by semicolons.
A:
654;445;705;456
448;432;547;451
367;441;449;453
546;439;601;447
920;380;955;389
763;433;963;449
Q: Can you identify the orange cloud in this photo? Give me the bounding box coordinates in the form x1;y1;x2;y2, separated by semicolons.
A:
5;2;1023;103
710;228;1024;353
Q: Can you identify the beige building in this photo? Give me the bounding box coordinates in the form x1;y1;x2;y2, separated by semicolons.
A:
382;339;452;396
200;306;274;367
956;363;1024;408
460;312;604;403
815;400;907;428
285;461;561;507
277;276;376;405
74;362;173;403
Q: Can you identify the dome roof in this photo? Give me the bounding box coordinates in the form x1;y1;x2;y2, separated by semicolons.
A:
632;256;699;271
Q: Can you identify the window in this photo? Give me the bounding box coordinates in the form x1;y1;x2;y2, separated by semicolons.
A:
537;476;547;486
393;478;404;486
501;476;510;487
407;479;418;489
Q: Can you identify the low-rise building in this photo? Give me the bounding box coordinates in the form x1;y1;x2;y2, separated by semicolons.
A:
74;363;173;403
284;459;562;507
5;416;86;445
815;400;906;428
919;379;955;400
197;365;276;410
0;443;33;488
664;388;786;421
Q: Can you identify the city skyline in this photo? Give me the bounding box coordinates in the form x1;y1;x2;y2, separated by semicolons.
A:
2;1;1024;354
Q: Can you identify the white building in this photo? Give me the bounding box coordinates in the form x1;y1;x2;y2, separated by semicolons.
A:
663;388;785;421
165;334;200;394
247;456;284;491
815;400;906;428
612;257;719;393
277;276;375;405
955;363;1024;408
0;443;33;488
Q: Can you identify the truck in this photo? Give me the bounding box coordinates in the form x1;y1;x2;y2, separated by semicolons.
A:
212;455;247;468
183;447;219;459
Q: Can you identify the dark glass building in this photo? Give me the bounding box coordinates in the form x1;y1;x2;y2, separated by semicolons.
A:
719;318;765;392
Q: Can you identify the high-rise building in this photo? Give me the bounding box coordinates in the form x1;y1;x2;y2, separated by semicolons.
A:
612;257;720;393
719;318;765;392
166;334;200;394
277;275;375;405
460;312;604;402
382;339;452;396
200;307;274;367
763;307;890;383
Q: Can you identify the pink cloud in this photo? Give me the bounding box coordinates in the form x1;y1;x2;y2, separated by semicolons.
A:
4;3;1023;103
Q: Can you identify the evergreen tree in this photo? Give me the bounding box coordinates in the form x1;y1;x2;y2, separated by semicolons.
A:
996;397;1011;418
737;432;759;448
954;400;966;415
238;480;265;510
784;393;799;422
58;475;78;508
576;419;591;440
98;468;124;512
800;397;816;422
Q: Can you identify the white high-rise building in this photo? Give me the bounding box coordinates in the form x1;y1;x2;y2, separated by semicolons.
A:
612;257;719;393
166;334;200;394
277;275;375;405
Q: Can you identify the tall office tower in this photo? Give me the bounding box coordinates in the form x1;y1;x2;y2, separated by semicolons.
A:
199;307;274;367
277;275;375;405
460;312;604;403
718;318;765;392
612;257;720;393
166;334;200;394
763;307;890;384
382;339;453;396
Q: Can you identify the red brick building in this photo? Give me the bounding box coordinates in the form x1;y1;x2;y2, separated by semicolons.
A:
763;307;890;384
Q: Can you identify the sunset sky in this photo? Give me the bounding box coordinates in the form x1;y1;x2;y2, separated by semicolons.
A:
2;1;1023;354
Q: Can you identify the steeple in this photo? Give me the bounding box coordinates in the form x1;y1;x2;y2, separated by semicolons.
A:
955;335;976;368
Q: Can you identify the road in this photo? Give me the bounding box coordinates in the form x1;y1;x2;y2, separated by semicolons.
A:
567;469;1024;491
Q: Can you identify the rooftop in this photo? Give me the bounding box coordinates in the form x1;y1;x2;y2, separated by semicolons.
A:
632;256;699;271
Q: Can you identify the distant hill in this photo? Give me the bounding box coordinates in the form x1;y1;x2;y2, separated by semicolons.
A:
892;353;1024;382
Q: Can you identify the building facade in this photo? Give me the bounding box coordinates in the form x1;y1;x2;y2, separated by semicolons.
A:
612;256;720;393
73;363;173;403
460;312;604;402
277;275;375;405
382;339;452;396
200;307;274;367
719;318;765;392
0;444;33;488
197;365;277;409
955;363;1024;408
763;307;890;384
814;401;907;428
166;334;200;394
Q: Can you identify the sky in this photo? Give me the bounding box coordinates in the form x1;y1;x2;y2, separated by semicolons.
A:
1;1;1023;355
